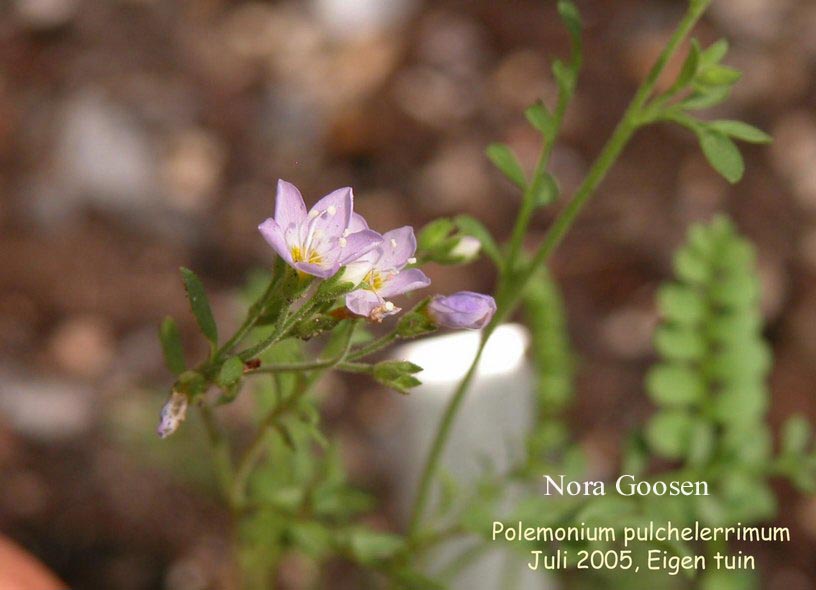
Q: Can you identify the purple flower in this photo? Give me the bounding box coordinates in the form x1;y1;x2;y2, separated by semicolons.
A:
259;180;382;278
345;226;431;321
428;291;496;329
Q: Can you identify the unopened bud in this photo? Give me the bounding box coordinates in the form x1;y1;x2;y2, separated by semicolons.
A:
450;236;481;262
157;390;189;438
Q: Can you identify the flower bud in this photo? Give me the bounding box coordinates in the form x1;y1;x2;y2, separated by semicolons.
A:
450;236;481;263
157;390;189;438
428;291;497;330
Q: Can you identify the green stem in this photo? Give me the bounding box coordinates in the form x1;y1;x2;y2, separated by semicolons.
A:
199;404;236;506
230;322;358;506
347;332;398;361
212;262;289;364
237;296;314;361
406;0;711;541
407;329;490;535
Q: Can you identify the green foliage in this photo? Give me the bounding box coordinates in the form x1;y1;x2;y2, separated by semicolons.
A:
396;299;437;339
638;37;772;184
524;269;575;462
647;217;770;466
373;360;423;394
180;267;219;348
525;101;556;140
217;356;244;388
697;129;744;184
644;217;786;530
486;143;526;188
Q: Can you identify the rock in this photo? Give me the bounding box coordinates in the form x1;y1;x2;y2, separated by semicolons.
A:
418;142;492;213
312;0;416;41
47;315;115;380
36;91;159;222
161;128;225;212
14;0;77;29
770;112;816;211
0;375;94;440
601;306;658;359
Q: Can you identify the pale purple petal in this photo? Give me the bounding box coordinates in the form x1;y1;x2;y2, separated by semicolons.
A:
157;390;188;438
295;260;340;279
429;291;496;329
377;226;417;270
338;229;382;264
274;180;307;229
309;187;353;240
379;268;431;298
347;212;369;233
345;289;382;317
259;218;294;264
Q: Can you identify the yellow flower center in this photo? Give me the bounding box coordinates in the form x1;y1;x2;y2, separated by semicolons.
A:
291;246;322;265
365;270;385;291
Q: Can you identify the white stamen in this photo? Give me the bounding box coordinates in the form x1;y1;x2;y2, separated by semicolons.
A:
309;210;319;218
390;238;397;248
407;257;417;264
339;237;347;247
384;301;395;311
327;205;337;216
342;228;351;237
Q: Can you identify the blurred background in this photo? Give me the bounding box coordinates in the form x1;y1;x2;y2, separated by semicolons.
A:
1;0;815;588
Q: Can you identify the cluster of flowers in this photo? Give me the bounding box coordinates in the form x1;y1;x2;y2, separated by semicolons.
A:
259;181;496;329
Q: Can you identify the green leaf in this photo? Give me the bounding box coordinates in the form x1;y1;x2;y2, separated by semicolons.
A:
682;86;731;110
687;420;715;466
159;316;185;375
698;129;745;183
217;356;244;387
700;39;729;66
557;0;582;42
347;528;405;564
552;59;576;96
714;385;767;425
417;218;455;252
708;340;770;382
180;267;218;347
701;570;759;590
373;360;422;394
531;172;559;207
696;65;742;88
672;39;701;91
391;569;446;590
657;284;706;325
647;365;705;406
486;143;526;188
782;415;812;455
290;521;332;558
646;410;694;459
674;247;710;284
454;215;502;266
525;101;556;139
709;120;772;144
654;325;706;362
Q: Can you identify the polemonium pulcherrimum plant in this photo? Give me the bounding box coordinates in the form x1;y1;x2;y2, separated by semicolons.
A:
157;2;797;588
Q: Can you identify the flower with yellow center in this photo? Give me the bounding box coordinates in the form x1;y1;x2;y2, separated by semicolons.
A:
259;180;381;278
